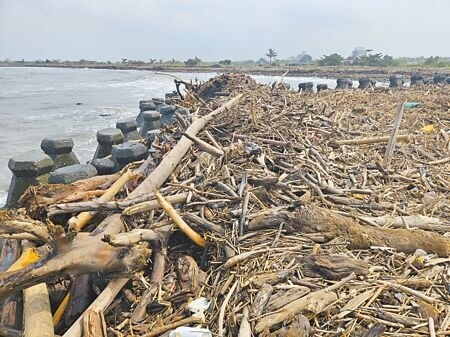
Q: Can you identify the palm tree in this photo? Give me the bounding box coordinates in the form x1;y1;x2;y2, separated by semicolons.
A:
266;48;278;65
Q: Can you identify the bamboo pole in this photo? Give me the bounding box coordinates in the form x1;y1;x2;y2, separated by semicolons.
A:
383;102;405;169
336;134;410;145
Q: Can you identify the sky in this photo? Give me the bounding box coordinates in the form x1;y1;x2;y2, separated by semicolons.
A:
0;0;449;62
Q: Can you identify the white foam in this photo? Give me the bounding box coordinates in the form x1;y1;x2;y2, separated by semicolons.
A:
0;191;7;208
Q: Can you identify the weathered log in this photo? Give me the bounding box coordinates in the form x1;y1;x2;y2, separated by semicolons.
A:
48;187;176;216
129;225;171;323
183;212;224;234
266;314;310;337
0;211;52;244
155;190;206;247
250;284;273;317
0;215;149;301
19;174;121;218
82;309;107;337
297;254;368;280
0;239;22;330
358;215;450;232
61;275;94;330
362;323;386;337
23;283;54;337
266;287;310;312
255;273;355;332
248;205;450;257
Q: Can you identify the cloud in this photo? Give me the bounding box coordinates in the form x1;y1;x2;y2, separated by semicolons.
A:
0;0;449;61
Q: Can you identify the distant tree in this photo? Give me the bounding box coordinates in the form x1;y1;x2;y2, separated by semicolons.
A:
148;58;157;64
257;57;269;65
318;53;343;66
121;58;128;63
184;57;202;67
298;54;313;64
265;48;278;65
219;59;232;66
353;53;396;67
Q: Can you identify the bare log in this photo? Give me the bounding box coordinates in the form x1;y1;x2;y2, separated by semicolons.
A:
255;273;355;332
248;205;450;257
82;309;107;337
358;215;450;232
298;254;368;280
334;134;410;146
23;283;54;337
0;215;149;301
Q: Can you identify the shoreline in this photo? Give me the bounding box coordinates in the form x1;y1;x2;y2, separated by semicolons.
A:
1;62;449;81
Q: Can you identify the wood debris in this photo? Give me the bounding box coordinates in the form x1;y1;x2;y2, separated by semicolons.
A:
0;73;449;336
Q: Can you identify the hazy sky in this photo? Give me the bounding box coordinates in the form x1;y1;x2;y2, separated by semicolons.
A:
1;0;449;61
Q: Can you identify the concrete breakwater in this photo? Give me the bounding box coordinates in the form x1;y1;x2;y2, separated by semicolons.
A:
2;72;448;208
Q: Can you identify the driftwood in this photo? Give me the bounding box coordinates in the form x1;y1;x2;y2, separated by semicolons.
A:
23;283;54;337
248;205;450;256
2;74;449;337
0;215;149;301
82;309;106;337
297;254;368;280
62;93;243;337
255;273;356;332
19;174;122;218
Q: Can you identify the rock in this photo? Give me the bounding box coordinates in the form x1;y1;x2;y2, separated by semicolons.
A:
116;118;140;141
6;151;54;207
91;157;116;175
93;128;124;159
48;164;97;184
40;137;80;169
298;82;314;93
111;143;148;170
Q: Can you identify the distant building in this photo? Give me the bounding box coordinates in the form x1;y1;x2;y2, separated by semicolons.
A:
351;47;367;59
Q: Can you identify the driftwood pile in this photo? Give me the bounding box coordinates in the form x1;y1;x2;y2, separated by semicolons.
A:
0;74;449;337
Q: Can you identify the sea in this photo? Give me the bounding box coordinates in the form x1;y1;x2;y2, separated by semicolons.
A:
0;66;338;206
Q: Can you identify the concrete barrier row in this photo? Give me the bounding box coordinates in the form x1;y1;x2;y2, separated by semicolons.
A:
4;91;187;208
298;73;450;92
